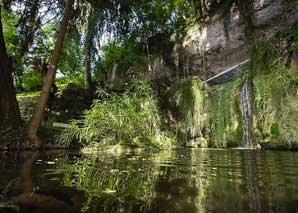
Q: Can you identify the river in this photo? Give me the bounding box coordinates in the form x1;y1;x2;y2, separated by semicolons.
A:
1;149;298;212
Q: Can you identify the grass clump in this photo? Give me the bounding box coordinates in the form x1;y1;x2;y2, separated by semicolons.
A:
60;80;174;149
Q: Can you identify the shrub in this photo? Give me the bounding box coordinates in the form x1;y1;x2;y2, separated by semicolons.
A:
60;80;174;149
21;70;44;92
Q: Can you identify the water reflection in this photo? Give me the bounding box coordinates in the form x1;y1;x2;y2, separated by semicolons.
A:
1;149;298;212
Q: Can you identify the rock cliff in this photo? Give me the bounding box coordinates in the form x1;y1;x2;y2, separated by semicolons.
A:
147;0;298;84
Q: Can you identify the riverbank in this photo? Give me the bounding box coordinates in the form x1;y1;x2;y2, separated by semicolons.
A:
1;130;298;152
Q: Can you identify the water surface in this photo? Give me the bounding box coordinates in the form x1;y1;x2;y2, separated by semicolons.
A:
1;149;298;212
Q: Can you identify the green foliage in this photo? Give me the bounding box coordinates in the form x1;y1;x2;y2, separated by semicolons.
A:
172;77;207;143
169;76;247;147
60;80;174;149
16;90;40;97
55;74;85;89
256;121;270;141
63;153;165;212
254;58;291;111
252;28;298;145
207;77;243;147
250;41;278;76
1;8;19;54
21;70;43;92
285;22;298;54
98;37;148;76
254;56;294;108
124;0;199;39
233;97;243;142
270;123;280;139
253;58;298;143
58;29;84;76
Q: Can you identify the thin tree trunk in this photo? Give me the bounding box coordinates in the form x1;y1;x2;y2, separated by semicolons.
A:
0;6;21;129
27;0;74;146
84;11;94;91
84;37;93;91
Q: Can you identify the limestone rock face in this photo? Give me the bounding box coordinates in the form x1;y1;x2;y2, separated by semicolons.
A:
179;10;248;82
253;0;298;33
109;1;297;86
149;0;298;84
144;0;298;148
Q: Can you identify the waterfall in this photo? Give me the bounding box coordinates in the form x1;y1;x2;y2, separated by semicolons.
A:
240;80;253;149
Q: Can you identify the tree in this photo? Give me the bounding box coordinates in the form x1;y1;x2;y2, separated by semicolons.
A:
0;6;21;129
27;0;74;146
84;9;95;91
14;0;41;90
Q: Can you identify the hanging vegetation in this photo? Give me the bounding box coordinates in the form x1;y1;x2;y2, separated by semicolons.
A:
206;78;243;147
170;77;207;146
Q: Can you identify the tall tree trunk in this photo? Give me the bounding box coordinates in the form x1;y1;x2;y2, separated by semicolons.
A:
84;37;93;91
84;11;94;91
27;0;74;146
0;6;21;129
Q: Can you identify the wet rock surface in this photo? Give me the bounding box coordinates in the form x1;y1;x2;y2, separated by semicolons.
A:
253;0;298;34
259;142;298;151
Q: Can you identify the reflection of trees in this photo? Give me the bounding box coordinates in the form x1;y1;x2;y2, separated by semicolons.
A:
63;150;210;212
63;152;167;212
1;151;83;213
17;152;82;213
192;149;209;213
2;149;298;212
148;149;209;213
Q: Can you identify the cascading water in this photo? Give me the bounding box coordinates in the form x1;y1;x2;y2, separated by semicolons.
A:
240;80;253;149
